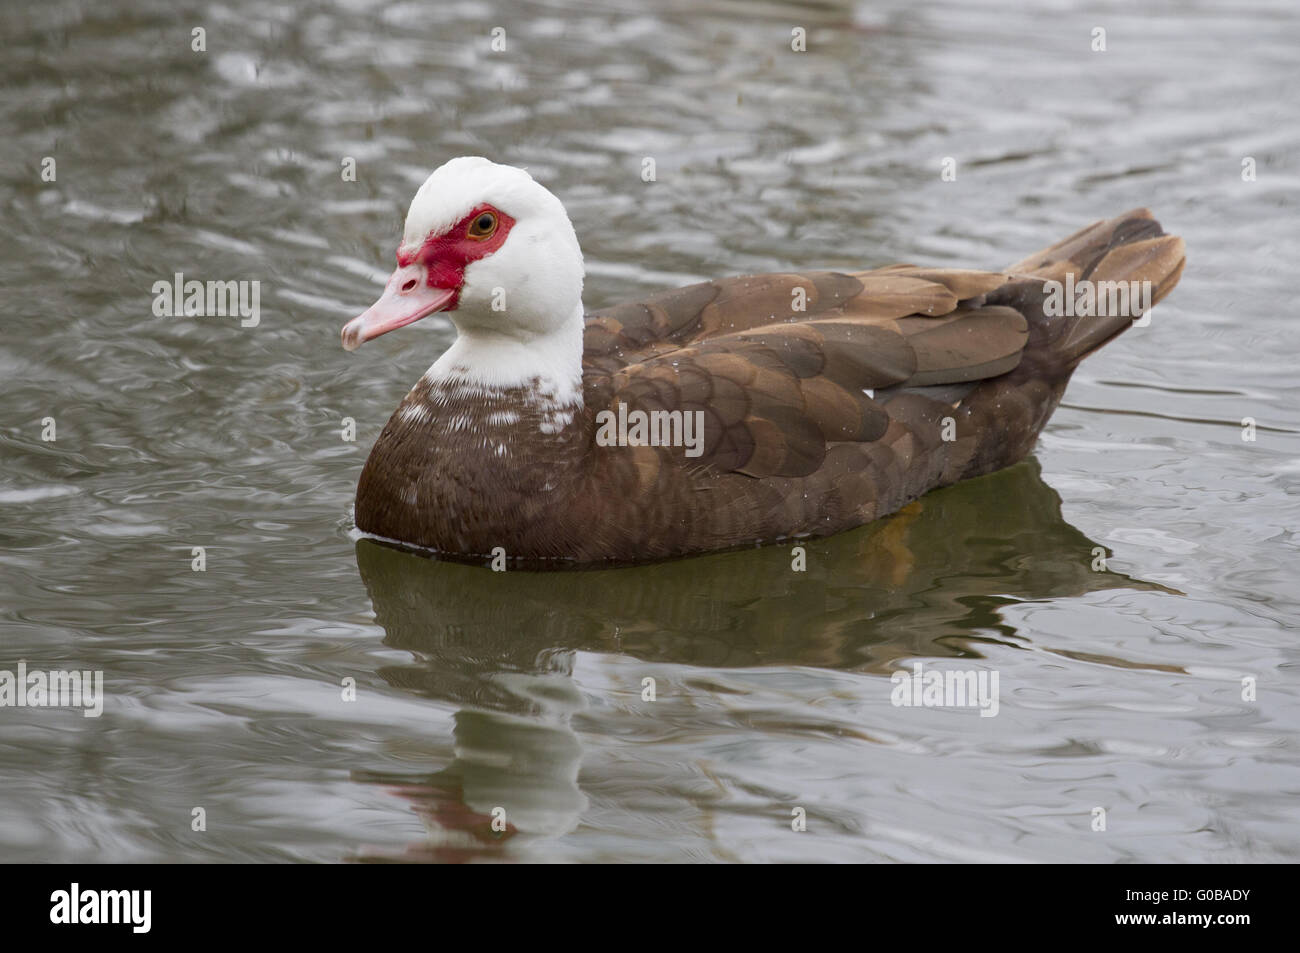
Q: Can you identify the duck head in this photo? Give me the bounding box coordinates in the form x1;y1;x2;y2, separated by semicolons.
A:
342;157;585;370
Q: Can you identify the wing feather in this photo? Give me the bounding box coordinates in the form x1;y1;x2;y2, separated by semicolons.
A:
584;267;1027;479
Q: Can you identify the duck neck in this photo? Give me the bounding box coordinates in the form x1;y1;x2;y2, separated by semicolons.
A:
424;302;585;412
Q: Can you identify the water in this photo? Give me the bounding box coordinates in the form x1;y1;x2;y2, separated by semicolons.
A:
1;0;1298;862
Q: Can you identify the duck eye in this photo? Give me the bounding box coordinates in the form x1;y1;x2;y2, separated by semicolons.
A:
467;212;498;239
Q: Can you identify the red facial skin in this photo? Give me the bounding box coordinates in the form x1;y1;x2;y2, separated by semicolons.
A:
398;203;517;309
340;203;518;350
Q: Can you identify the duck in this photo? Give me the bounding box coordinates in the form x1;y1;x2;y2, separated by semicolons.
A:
341;156;1185;567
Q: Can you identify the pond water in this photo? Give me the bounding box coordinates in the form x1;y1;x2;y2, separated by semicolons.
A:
1;0;1297;862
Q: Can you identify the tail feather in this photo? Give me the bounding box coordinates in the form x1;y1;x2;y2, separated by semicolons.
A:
1005;208;1186;368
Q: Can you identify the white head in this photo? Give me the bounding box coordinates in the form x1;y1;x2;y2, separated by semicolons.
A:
341;158;586;398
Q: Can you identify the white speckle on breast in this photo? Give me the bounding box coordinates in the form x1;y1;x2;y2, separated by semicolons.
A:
539;407;575;434
399;402;431;424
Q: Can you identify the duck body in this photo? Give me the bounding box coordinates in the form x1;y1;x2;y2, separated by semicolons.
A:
345;158;1185;567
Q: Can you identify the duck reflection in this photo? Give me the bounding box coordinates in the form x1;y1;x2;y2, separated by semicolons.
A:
350;459;1169;860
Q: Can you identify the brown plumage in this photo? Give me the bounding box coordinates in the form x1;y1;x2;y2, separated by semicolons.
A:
353;206;1185;567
